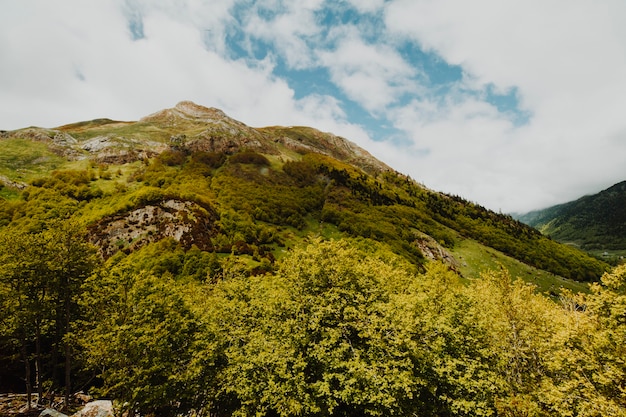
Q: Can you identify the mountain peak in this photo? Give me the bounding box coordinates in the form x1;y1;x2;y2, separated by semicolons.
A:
173;101;227;119
140;101;236;126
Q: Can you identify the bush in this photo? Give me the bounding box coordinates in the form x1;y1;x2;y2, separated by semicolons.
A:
158;149;187;166
190;151;227;169
229;151;270;166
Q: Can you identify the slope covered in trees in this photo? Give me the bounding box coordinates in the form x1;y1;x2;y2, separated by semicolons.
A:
0;102;618;415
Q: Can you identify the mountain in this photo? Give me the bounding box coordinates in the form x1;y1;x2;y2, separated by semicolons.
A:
518;181;626;256
0;101;607;285
2;101;623;417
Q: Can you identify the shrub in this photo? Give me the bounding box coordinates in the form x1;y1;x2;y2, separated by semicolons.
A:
229;151;270;166
190;151;227;169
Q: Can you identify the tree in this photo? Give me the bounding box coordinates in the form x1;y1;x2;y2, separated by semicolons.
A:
545;265;626;416
44;220;99;408
0;230;49;409
0;220;98;410
394;262;500;416
201;239;423;416
465;269;560;416
80;262;201;417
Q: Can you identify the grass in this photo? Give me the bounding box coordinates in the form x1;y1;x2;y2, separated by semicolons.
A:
0;187;20;200
0;139;68;182
452;237;590;295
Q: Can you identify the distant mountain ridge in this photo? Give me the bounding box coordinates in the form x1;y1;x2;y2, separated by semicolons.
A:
517;181;626;252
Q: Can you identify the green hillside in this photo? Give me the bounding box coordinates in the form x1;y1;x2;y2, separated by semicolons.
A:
1;102;622;416
0;102;607;283
519;181;626;259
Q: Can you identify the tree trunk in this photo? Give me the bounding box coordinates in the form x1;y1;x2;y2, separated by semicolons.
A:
21;339;32;411
64;295;71;410
35;320;42;404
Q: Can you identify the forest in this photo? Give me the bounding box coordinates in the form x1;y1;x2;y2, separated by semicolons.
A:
1;228;625;417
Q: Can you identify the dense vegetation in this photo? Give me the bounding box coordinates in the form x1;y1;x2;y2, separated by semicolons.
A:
1;230;625;416
0;103;618;415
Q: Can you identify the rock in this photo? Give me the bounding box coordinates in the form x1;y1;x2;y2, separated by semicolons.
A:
71;400;113;417
413;233;460;271
88;199;220;258
40;408;68;417
0;174;27;190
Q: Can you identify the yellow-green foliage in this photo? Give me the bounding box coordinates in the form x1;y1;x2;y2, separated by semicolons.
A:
2;232;625;416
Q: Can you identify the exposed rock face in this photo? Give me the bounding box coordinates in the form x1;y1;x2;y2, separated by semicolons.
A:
88;199;220;258
143;101;273;155
1;128;84;159
0;174;27;190
37;400;114;417
80;136;165;164
413;234;460;271
40;408;68;417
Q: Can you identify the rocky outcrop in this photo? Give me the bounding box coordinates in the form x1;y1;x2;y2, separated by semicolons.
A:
413;234;460;271
0;175;27;190
80;136;165;164
0;394;110;417
0;128;84;160
40;408;68;417
38;400;113;417
88;199;220;258
143;101;274;155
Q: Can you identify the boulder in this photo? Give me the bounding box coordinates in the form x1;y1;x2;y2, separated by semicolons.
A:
71;400;113;417
40;408;68;417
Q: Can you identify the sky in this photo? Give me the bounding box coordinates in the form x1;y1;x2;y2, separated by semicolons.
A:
1;0;626;213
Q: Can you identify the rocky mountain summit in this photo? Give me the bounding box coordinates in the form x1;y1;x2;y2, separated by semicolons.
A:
0;101;388;172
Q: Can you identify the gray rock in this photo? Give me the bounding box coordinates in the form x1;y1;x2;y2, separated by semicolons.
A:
40;408;68;417
71;400;114;417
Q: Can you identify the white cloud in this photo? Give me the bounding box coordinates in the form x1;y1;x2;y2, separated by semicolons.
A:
383;0;626;211
0;2;308;128
2;0;626;213
318;34;419;113
239;0;324;69
0;0;375;161
345;0;385;14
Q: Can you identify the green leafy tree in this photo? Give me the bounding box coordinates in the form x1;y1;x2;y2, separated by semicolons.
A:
466;269;560;416
80;262;201;416
0;220;98;409
543;265;626;416
394;262;500;416
201;239;422;416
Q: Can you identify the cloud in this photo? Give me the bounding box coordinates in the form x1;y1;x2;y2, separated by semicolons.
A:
383;0;626;211
0;2;320;129
345;0;385;14
2;0;626;213
318;33;419;113
238;0;324;69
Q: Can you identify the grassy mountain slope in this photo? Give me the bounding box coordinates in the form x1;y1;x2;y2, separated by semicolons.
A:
518;181;626;257
0;102;608;287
